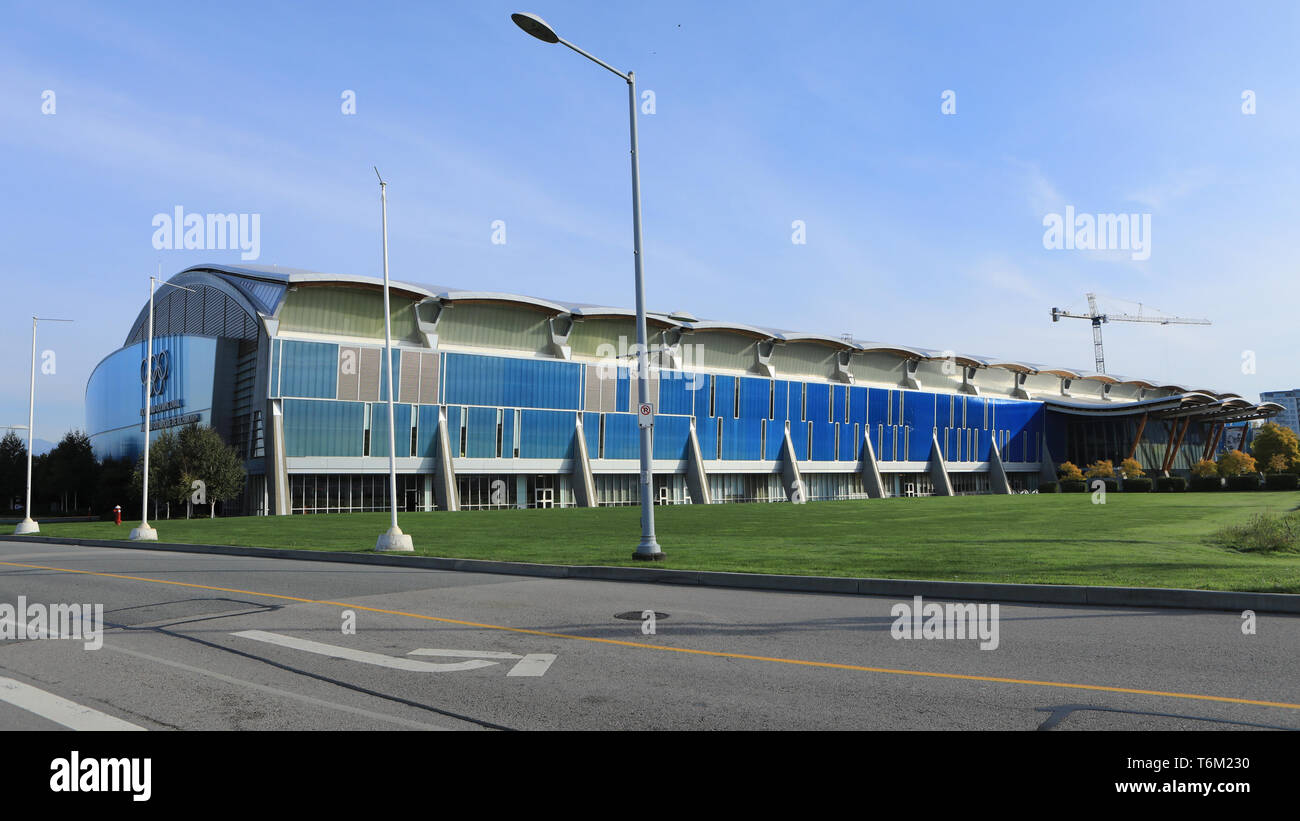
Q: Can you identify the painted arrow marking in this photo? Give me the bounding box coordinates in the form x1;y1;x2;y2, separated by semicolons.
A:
408;648;557;677
232;630;499;672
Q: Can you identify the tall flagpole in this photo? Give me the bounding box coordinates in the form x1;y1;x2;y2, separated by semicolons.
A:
13;317;73;534
374;168;414;552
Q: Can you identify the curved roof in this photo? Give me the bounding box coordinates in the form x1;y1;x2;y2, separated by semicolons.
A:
170;262;1246;406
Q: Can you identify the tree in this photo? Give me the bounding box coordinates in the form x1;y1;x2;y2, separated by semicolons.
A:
1251;423;1300;474
134;426;245;518
1058;461;1084;481
1119;458;1145;479
1084;459;1115;479
0;431;25;510
133;429;183;519
1191;459;1218;478
176;425;245;517
1217;449;1257;477
43;431;98;513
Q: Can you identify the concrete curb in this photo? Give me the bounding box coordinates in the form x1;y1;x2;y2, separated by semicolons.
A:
10;534;1300;614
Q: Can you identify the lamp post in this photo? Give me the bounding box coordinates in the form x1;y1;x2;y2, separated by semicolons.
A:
13;316;72;535
511;12;663;560
130;274;195;542
374;167;414;552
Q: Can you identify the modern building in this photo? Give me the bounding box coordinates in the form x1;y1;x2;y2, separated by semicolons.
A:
1259;389;1300;434
85;264;1282;515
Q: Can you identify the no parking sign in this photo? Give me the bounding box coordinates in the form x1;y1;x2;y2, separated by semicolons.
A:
637;402;654;428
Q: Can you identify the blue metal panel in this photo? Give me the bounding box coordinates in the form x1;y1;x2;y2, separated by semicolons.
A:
738;377;769;419
868;388;889;429
376;349;400;402
465;406;498;458
833;385;846;423
416;405;439;457
849;387;867;425
445;405;461;452
602;413;639;459
714;375;737;419
806;382;830;423
764;421;784;460
616;367;630;412
904;391;936;461
811;422;836;460
838;423;856;461
720;417;762;460
653;415;692;461
773;381;792;421
501;408;515;459
582;412;599;457
967;397;985;430
659;374;694;415
279;340;339;399
519;410;575;459
370;402;412;458
881;424;894;461
283;399;364;457
442;352;580;410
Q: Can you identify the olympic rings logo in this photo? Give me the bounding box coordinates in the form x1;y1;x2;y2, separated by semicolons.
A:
140;350;170;397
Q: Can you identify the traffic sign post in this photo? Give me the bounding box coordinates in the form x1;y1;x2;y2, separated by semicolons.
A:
638;402;654;428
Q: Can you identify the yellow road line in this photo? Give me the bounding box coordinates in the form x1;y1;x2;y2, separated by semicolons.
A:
3;558;1297;711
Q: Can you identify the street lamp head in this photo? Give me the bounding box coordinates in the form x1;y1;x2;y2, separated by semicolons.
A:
511;12;560;43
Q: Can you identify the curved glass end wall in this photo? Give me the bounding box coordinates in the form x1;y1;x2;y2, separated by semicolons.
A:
85;334;234;462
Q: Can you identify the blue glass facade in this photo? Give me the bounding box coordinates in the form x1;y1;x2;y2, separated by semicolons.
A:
85;335;223;462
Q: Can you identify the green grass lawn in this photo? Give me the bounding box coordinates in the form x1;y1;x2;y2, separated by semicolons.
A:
25;491;1300;593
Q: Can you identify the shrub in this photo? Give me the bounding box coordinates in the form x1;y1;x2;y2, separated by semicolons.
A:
1084;459;1115;479
1191;459;1218;478
1190;475;1222;492
1210;512;1300;553
1123;477;1153;493
1217;450;1257;477
1059;479;1087;493
1038;481;1059;493
1155;476;1187;492
1119;458;1145;479
1264;473;1299;491
1226;474;1262;491
1057;461;1084;481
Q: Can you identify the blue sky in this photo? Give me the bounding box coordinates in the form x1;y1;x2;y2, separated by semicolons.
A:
2;0;1298;441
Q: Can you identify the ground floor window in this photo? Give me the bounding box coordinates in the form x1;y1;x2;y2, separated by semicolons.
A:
289;473;426;514
950;472;990;496
1007;472;1040;493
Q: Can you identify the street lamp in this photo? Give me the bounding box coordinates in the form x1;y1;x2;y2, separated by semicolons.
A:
131;274;195;542
374;167;414;552
13;316;72;535
511;12;664;560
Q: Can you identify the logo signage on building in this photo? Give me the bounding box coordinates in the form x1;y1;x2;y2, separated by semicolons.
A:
139;350;170;397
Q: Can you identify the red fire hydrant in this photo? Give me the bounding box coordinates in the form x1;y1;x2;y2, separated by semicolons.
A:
114;505;122;526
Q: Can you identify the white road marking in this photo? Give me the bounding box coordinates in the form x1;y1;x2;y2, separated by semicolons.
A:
408;648;522;660
408;649;557;677
506;654;557;677
0;677;144;731
232;630;499;672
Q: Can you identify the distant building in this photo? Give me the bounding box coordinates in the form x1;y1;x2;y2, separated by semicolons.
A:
1259;389;1300;433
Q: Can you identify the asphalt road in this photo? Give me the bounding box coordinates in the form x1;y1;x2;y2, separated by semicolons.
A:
0;539;1297;731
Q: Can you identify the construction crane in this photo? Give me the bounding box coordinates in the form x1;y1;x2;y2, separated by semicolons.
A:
1050;293;1211;374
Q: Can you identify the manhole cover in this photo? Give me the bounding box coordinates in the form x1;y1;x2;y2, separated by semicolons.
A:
614;611;669;621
